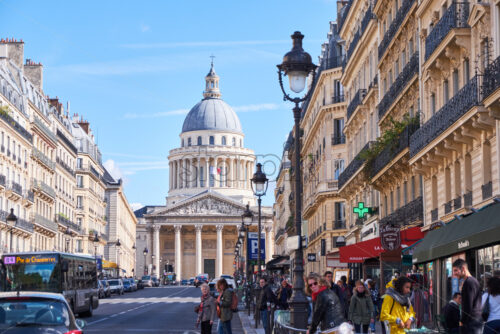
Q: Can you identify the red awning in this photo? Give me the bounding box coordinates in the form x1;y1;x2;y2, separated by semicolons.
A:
339;226;424;263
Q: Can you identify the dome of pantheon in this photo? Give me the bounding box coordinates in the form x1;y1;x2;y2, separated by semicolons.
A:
167;63;256;206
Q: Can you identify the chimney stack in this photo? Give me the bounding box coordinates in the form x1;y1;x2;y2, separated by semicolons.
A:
24;58;43;91
0;38;24;68
48;97;63;114
78;119;90;134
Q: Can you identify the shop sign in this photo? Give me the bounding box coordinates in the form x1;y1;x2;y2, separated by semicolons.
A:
458;240;470;249
307;253;317;262
326;256;348;268
380;224;401;251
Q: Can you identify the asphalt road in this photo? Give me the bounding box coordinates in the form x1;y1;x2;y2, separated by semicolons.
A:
83;286;244;334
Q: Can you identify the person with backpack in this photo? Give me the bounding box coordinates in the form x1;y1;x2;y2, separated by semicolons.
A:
349;280;374;333
380;276;415;334
256;277;278;334
216;278;234;334
482;276;500;334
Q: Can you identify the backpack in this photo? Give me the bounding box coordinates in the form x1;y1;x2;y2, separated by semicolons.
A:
231;290;239;312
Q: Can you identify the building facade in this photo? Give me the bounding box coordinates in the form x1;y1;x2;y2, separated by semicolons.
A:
137;64;273;281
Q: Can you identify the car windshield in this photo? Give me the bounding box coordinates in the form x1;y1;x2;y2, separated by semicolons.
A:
142;276;150;280
108;280;120;286
0;298;70;329
123;281;130;285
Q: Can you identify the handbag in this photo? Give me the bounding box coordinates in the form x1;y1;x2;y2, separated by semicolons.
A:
482;293;490;322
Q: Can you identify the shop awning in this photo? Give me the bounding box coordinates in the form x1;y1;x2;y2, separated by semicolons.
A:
339;226;424;263
266;255;290;269
413;201;500;264
102;260;118;268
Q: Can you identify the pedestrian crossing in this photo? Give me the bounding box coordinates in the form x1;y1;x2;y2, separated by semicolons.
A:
100;297;199;304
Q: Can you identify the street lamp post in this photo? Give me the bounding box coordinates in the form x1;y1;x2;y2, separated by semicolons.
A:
6;209;17;253
250;163;268;279
64;227;72;252
277;31;317;329
143;247;148;275
241;204;253;282
116;239;121;278
92;233;100;278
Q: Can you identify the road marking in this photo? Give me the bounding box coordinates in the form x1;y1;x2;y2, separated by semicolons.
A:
86;302;154;326
100;296;199;304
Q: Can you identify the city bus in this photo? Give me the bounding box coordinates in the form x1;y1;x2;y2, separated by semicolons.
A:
1;251;99;317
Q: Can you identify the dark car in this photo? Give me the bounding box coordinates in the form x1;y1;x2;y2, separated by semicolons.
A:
194;275;208;287
181;279;188;286
123;280;133;292
136;279;144;289
0;291;86;333
189;278;195;285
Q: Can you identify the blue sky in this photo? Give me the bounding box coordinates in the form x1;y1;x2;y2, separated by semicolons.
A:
1;0;338;208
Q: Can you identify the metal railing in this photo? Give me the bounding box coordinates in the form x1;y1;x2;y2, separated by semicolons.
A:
347;89;367;120
425;2;470;60
275;228;285;242
431;208;438;222
378;52;419;120
334;219;347;229
0;110;33;143
346;7;375;62
34;214;58;232
337;0;353;33
33;116;57;143
32;178;56;198
24;190;34;202
481;55;500;100
410;76;479;157
331;134;346;145
56;214;81;232
56;157;76;176
8;181;22;196
338;141;373;189
56;129;78;154
32;147;56;170
332;94;345;104
482;181;493;200
464;191;473;207
380;196;423;226
0;175;5;187
379;0;416;60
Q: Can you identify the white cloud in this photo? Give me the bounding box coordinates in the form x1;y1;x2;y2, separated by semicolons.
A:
140;24;151;33
233;103;280;113
103;159;124;180
123;109;189;119
130;202;144;211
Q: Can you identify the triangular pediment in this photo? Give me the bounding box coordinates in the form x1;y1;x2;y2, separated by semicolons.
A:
155;191;247;217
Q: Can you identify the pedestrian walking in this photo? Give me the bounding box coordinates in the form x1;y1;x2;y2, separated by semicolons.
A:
256;277;278;333
216;278;233;334
325;271;346;314
276;278;292;310
482;276;500;334
348;280;374;333
452;259;483;334
367;280;380;333
443;292;461;334
197;283;216;334
380;276;416;334
305;272;345;334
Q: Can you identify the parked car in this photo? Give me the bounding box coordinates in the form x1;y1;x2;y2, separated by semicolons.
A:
99;280;111;298
129;278;138;291
208;281;219;298
0;291;87;333
151;276;160;287
108;279;124;295
123;279;133;292
194;274;209;287
141;275;153;287
136;279;144;289
189;277;195;285
181;279;188;285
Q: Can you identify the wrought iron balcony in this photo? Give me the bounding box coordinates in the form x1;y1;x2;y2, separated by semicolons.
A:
9;181;22;196
410;76;479;157
56;214;81;232
34;214;58;232
464;191;473;207
380;196;423;226
32;179;56;199
275;228;285;242
347;7;375;63
378;0;416;60
425;2;470;60
378;52;419;120
481;55;500;100
56;157;76;176
444;200;452;215
347;89;367;120
338;141;373;189
332;94;345;104
17;218;34;233
453;196;462;210
337;0;353;33
0;109;32;143
33;116;57;143
32;147;56;170
56;129;78;154
331;134;346;145
24;190;34;202
371;123;419;177
482;181;493;200
334;219;347;229
431;208;438;222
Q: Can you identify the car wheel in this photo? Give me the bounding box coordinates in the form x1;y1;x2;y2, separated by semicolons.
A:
81;298;93;317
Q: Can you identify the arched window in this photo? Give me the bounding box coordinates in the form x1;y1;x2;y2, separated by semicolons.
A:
232;137;236;146
197;136;202;145
187;138;192;146
209;136;214;145
222;136;226;145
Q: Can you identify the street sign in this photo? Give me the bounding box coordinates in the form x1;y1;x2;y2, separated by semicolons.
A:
307;253;317;262
353;202;374;218
380;224;401;251
247;232;265;261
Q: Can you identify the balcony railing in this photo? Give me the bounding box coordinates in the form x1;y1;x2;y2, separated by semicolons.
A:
8;181;22;196
371;122;420;177
334;219;347;229
380;197;423;226
24;190;34;202
32;179;56;198
481;55;500;100
378;0;416;60
347;89;367;120
482;181;493;200
56;157;76;176
410;76;479;157
378;52;419;120
33;116;57;143
347;7;375;62
464;191;473;207
332;94;345;104
0;175;6;187
453;196;462;210
444;200;452;215
34;214;58;232
425;2;470;60
32;147;56;170
431;208;438;222
56;214;81;232
331;134;346;145
17;218;34;233
0;109;32;143
338;141;374;189
275;228;286;242
337;0;353;33
56;129;78;154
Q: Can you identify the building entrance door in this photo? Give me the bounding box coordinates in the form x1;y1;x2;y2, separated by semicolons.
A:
204;259;215;280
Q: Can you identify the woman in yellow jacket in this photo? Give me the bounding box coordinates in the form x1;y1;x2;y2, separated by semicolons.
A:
380;276;416;334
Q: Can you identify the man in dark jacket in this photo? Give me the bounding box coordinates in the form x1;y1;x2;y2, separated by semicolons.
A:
453;259;482;334
443;292;461;334
324;271;346;313
257;277;278;334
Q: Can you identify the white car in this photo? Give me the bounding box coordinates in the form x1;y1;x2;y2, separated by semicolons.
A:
108;279;124;295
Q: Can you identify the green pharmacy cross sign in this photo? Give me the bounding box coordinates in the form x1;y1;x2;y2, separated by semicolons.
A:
353;202;374;218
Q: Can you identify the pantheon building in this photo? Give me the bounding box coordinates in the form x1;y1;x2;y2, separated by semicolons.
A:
135;64;273;281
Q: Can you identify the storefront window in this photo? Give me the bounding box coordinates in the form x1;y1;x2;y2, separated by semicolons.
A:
477;245;500;291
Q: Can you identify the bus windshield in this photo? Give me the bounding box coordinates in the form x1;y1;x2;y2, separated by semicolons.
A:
3;255;61;292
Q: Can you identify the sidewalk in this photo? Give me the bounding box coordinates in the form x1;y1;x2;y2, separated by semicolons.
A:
238;309;265;334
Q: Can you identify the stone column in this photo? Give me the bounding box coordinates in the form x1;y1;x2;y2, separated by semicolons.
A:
216;225;224;277
195;225;203;275
174;225;182;282
205;159;210;188
153;225;161;275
